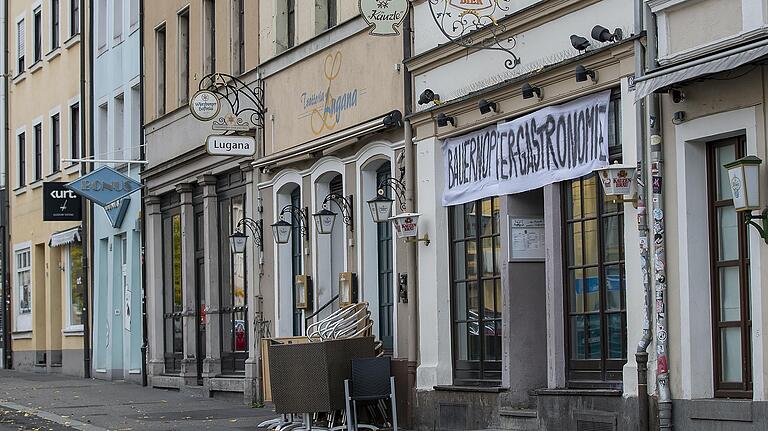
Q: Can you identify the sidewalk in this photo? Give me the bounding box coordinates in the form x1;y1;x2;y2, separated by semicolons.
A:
0;369;279;430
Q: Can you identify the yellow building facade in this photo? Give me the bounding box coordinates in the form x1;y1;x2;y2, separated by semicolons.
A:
8;0;89;376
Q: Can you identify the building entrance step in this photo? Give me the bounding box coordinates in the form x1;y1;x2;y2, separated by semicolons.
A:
497;407;538;431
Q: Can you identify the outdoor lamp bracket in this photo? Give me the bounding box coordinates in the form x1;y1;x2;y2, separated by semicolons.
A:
198;73;265;130
320;193;355;232
233;217;264;251
276;205;310;242
725;155;768;244
377;177;408;212
745;210;768;244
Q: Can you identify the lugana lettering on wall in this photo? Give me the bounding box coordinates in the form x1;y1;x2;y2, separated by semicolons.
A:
442;90;611;206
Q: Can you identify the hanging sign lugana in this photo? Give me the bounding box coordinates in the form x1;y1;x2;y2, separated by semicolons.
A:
442;90;611;206
190;90;221;121
359;0;408;36
206;135;256;157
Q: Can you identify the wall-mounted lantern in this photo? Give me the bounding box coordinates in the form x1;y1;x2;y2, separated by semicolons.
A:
313;194;354;234
595;162;638;207
229;217;263;254
367;177;407;223
390;213;430;246
339;272;358;307
724;155;768;244
295;275;312;310
271;205;309;245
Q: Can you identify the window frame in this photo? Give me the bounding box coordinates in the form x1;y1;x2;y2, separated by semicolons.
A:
177;8;190;105
97;0;107;51
155;23;167;117
161;206;184;373
561;93;626;388
706;136;753;398
15;246;32;316
232;0;245;75
64;243;85;331
33;6;42;63
16;16;26;74
202;0;216;76
376;163;395;353
50;0;60;50
113;0;123;43
16;129;27;188
327;0;337;29
33;121;43;182
70;0;80;37
50;109;61;174
287;0;296;49
448;197;503;387
69;99;81;163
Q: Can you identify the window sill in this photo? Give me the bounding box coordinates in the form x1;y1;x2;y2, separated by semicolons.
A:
63;33;80;49
63;325;84;336
689;398;753;422
65;164;80;175
12;72;26;85
112;36;124;48
434;385;507;393
535;388;623;397
46;171;62;181
30;180;43;190
29;60;43;74
97;45;108;58
45;48;61;62
13;186;28;196
11;331;32;340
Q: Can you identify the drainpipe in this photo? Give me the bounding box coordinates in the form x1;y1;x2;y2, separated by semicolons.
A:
402;9;419;428
80;0;93;379
138;0;148;387
642;5;673;429
2;0;12;370
634;1;651;430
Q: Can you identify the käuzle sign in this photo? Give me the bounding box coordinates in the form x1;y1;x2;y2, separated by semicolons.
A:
442;91;611;206
360;0;408;36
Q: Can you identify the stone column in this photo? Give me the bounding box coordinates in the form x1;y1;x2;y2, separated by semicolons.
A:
176;183;198;385
199;175;221;381
144;195;165;379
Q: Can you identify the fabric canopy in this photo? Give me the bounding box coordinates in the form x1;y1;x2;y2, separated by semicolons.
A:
49;227;81;248
634;40;768;100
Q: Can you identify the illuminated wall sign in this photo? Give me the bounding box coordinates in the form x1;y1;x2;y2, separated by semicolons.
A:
65;166;142;207
206;135;257;157
360;0;409;36
43;182;83;222
190;90;221;121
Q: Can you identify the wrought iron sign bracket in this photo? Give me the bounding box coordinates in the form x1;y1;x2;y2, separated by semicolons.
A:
198;73;266;130
377;177;408;212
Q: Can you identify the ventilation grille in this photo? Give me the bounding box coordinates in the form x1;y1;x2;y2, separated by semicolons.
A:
577;420;616;431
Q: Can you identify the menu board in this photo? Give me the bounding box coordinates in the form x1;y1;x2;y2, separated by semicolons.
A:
509;217;545;262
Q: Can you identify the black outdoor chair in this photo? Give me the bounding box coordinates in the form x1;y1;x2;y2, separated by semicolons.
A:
343;357;398;431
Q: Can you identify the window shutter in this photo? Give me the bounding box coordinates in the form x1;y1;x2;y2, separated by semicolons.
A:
17;20;25;58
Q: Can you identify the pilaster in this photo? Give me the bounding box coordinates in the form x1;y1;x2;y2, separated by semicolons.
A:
199;175;222;378
176;183;198;385
144;195;165;377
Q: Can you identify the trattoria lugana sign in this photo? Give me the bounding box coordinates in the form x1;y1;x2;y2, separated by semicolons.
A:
442;91;611;206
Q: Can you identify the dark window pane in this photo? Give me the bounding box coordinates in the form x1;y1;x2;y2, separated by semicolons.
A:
485;321;502;360
482;237;494;277
586;314;601;359
454;282;467;321
583;176;598;218
585;266;600;312
584;219;599;265
571;316;586;360
453;241;466;280
605;265;622;311
603;215;621;262
720;327;743;383
569;269;584;313
607;313;624;359
465;240;477;279
452;206;465;240
467;282;479;319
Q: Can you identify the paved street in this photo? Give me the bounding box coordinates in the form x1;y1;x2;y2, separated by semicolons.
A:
0;369;279;430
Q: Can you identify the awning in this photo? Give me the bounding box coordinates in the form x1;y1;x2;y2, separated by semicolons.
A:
634;39;768;100
49;227;81;248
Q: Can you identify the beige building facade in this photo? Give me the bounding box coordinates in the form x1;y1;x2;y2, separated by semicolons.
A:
8;0;88;376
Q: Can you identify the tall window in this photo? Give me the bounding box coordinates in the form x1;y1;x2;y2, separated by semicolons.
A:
377;164;394;352
34;124;42;181
219;187;248;373
130;86;140;160
563;95;625;385
98;103;108;161
113;0;123;42
203;0;216;75
97;0;106;49
51;0;60;49
327;0;337;28
51;113;60;173
16;249;32;314
449;197;502;386
155;25;166;116
17;19;26;73
70;103;80;160
177;9;190;104
129;0;139;29
291;188;303;336
163;210;183;372
114;95;125;161
70;0;79;36
287;0;296;49
232;0;245;75
33;8;42;63
707;137;752;397
17;132;26;188
65;244;84;327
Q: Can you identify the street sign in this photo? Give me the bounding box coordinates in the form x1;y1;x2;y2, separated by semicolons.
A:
190;90;221;121
104;198;131;229
43;182;83;222
206;135;256;157
65;166;142;207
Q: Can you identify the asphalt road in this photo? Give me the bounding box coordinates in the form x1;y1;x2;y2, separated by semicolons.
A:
0;407;74;431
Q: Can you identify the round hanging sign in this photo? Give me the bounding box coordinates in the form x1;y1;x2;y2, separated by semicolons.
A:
190;90;221;121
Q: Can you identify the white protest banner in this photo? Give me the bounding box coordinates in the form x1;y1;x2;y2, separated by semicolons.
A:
442;90;611;206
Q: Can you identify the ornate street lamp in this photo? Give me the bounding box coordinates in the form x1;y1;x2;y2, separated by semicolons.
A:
229;218;263;254
367;177;407;223
312;194;354;234
724;155;767;244
271;205;309;245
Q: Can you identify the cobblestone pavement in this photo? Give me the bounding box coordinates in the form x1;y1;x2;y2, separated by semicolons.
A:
0;369;279;430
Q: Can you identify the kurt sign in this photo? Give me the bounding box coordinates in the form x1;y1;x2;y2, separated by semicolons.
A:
43;182;82;222
65;166;142;207
360;0;408;36
442;91;611;206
